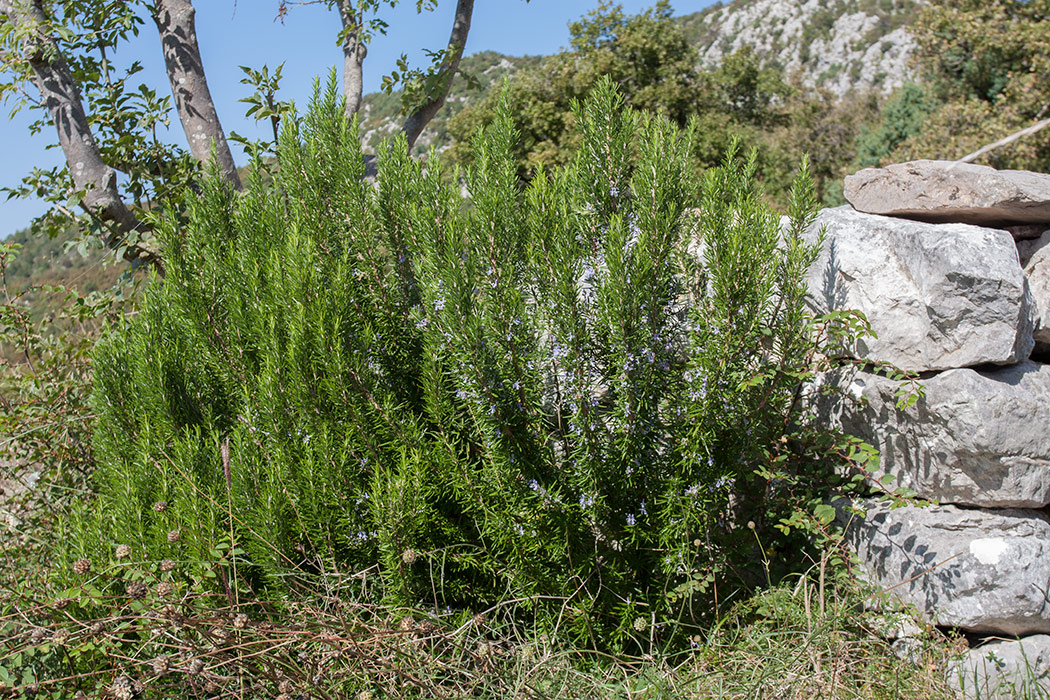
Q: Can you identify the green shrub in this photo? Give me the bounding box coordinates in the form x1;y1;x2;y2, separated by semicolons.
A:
65;75;862;649
853;83;935;169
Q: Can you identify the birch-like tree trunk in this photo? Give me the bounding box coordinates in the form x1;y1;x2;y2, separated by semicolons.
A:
401;0;474;149
0;0;162;271
152;0;240;189
337;0;367;122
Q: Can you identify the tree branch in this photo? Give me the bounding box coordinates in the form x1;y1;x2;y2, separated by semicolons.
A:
401;0;473;150
152;0;240;189
337;0;367;121
0;0;163;272
954;110;1050;166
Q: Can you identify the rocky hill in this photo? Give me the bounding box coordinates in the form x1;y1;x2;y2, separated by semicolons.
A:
681;0;922;96
357;0;923;154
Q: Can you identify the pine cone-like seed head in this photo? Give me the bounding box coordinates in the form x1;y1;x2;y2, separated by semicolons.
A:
153;500;167;512
115;544;131;559
111;675;134;700
167;529;181;543
152;655;170;675
72;558;91;575
160;559;176;572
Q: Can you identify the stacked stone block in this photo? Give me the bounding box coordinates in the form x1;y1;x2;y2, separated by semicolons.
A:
810;160;1050;698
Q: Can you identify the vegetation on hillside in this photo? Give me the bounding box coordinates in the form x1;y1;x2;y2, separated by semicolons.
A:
0;74;951;698
5;0;1050;697
445;2;879;206
888;0;1050;171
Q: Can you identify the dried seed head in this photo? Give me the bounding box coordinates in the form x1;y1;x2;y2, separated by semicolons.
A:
401;548;418;565
89;621;105;636
160;559;176;572
204;681;220;693
155;582;173;597
53;597;71;610
72;558;91;575
211;627;229;641
398;616;416;632
152;655;170;675
115;544;131;559
187;658;205;675
51;629;69;646
153;500;167;512
167;529;181;543
632;617;648;632
127;581;148;600
111;675;134;700
29;628;47;644
233;613;248;629
278;679;294;693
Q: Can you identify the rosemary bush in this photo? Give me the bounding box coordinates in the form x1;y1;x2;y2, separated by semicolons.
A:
65;76;858;648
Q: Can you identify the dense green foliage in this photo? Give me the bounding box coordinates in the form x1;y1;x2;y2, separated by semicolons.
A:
445;3;879;206
888;0;1050;170
67;77;861;649
447;2;705;178
852;83;935;170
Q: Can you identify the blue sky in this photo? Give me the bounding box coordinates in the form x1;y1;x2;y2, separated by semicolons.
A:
0;0;715;239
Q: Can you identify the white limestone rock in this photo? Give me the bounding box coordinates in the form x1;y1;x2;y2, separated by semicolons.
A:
1019;230;1050;353
844;160;1050;226
839;499;1050;636
948;635;1050;700
816;362;1050;508
806;206;1034;372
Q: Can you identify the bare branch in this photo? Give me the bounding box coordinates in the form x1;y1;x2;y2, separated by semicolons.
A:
337;0;367;121
401;0;473;150
153;0;241;189
955;111;1050;166
0;0;163;272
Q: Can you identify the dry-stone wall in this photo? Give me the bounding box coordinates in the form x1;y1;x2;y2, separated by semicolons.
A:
811;160;1050;698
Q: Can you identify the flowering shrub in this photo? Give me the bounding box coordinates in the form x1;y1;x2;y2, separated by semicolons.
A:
65;76;864;649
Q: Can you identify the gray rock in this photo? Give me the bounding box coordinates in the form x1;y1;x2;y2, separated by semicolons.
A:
806;207;1034;372
1020;230;1050;353
948;635;1050;700
838;499;1050;636
1018;230;1050;268
817;362;1050;508
844;160;1050;226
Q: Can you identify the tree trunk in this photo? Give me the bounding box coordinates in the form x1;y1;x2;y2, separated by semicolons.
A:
337;0;367;122
152;0;240;189
401;0;474;150
0;0;163;272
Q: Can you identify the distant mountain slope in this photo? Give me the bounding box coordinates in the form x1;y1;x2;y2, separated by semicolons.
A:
356;50;541;155
357;0;923;155
680;0;923;96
